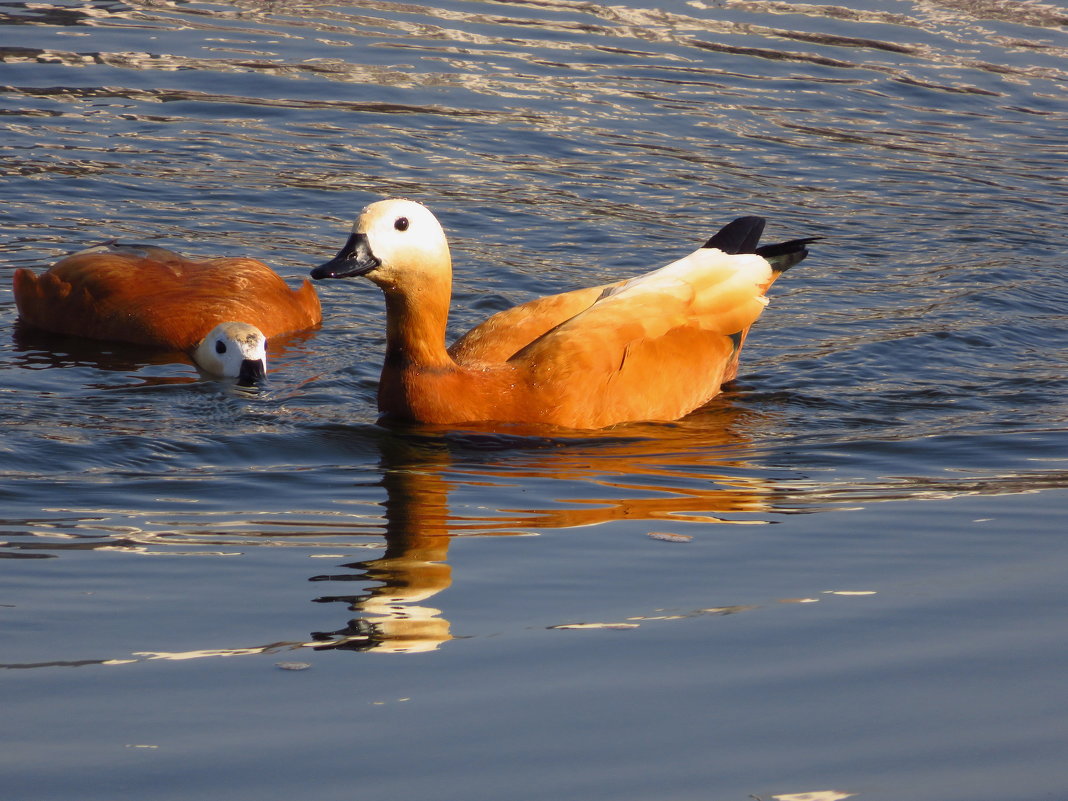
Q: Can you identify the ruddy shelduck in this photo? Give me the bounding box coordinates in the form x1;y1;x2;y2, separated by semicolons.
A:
14;241;322;382
312;199;816;429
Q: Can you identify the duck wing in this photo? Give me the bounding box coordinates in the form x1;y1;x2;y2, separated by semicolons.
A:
507;246;775;428
449;283;615;364
449;216;815;366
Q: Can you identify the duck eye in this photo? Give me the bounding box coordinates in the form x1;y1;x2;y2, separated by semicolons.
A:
215;341;227;355
394;217;409;232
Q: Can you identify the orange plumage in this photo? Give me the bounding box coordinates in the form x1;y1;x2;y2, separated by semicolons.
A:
313;199;815;429
14;243;321;351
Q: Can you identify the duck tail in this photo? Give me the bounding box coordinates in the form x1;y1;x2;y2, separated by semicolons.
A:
755;237;822;273
703;217;821;272
702;216;766;254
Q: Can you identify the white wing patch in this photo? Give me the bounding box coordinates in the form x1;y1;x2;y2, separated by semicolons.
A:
596;248;771;304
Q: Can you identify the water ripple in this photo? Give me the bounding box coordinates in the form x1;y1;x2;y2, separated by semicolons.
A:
2;0;1066;548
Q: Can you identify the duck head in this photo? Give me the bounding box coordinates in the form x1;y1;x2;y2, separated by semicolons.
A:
192;321;268;384
311;199;451;293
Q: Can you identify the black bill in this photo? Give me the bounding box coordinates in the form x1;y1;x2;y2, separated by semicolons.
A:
311;232;380;279
237;358;267;386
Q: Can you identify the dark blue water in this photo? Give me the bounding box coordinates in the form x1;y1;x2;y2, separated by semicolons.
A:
2;2;1068;799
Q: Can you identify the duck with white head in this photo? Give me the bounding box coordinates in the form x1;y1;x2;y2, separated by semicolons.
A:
312;198;817;429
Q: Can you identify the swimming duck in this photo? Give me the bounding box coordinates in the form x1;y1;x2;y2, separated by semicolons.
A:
14;242;322;382
312;199;815;428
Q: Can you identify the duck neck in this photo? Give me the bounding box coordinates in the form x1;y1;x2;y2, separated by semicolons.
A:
381;279;455;371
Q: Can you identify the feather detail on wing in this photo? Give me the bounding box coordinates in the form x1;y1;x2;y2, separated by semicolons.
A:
449;284;613;364
504;248;773;427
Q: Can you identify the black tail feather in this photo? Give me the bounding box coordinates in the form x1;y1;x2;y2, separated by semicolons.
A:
702;216;766;254
703;216;821;272
755;237;823;273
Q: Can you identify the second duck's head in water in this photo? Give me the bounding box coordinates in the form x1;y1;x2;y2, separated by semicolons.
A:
191;321;268;385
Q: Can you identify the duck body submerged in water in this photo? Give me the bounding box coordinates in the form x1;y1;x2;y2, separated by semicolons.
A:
14;242;322;381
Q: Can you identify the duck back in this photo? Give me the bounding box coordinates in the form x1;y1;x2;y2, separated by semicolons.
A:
14;244;321;350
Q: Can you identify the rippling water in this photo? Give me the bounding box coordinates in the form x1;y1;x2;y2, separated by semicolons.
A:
2;2;1067;799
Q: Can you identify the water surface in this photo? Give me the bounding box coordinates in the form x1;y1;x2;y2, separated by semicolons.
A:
2;1;1068;799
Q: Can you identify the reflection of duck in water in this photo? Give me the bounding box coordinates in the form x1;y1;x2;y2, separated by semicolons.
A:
13;241;321;381
309;437;455;654
307;420;779;654
312;199;816;428
464;425;776;531
308;543;453;655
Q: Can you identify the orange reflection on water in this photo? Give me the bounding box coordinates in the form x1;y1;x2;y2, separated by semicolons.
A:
311;402;779;653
